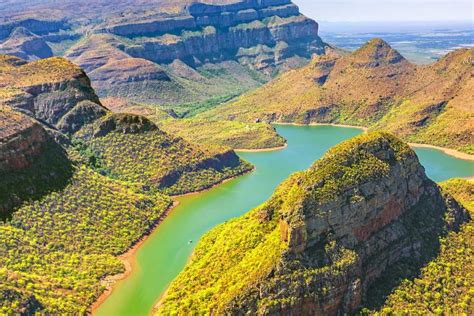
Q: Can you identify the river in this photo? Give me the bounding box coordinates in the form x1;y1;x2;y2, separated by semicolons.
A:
95;125;474;316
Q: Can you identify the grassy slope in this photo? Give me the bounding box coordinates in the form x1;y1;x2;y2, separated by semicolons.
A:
0;167;172;314
200;42;473;154
102;99;286;150
372;179;473;315
77;113;253;195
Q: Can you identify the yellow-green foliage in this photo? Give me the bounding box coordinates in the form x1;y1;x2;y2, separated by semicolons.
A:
160;118;286;150
373;179;474;315
105;101;285;150
78;115;252;195
298;132;413;207
0;55;83;88
0;167;172;314
157;201;286;315
372;101;474;154
158;132;410;315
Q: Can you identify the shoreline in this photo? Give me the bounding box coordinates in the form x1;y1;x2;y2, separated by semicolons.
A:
89;167;256;314
274;122;473;161
408;143;474;162
273;122;369;132
89;124;473;314
235;144;288;153
89;200;179;314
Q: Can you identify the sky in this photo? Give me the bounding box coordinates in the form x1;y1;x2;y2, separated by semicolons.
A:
293;0;474;22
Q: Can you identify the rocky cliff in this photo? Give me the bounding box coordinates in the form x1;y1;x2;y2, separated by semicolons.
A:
0;106;73;217
0;55;107;134
0;0;326;110
157;132;469;315
202;41;474;154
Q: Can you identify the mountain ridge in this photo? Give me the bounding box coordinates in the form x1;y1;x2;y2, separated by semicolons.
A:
201;41;473;154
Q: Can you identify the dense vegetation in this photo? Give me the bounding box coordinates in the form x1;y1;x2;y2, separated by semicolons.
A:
159;118;286;150
370;179;473;315
157;133;416;314
103;100;286;150
0;167;172;314
77;114;253;195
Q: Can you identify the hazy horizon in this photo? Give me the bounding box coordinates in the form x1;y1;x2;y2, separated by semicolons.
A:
294;0;474;23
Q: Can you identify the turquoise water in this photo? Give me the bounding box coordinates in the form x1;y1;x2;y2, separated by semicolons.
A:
95;125;473;316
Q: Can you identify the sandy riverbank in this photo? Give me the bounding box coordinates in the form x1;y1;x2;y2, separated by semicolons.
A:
90;200;179;314
408;143;474;161
89;167;255;314
235;143;288;153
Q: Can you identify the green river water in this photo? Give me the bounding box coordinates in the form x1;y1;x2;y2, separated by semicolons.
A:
95;125;474;316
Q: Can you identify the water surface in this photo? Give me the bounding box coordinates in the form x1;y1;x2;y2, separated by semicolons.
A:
96;125;473;316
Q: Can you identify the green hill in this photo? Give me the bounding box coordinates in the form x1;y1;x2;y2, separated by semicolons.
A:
157;132;470;314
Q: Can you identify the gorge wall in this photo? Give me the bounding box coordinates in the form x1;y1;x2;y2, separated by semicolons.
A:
157;132;470;315
0;0;326;108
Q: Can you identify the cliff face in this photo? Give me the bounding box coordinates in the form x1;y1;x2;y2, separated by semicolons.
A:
0;55;107;134
0;106;73;217
0;0;326;108
202;41;474;154
0;106;47;172
103;0;322;71
157;133;469;315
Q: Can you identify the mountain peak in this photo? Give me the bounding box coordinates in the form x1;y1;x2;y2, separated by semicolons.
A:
9;26;36;39
351;38;406;66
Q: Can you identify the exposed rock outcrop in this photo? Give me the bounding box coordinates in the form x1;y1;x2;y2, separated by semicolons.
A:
0;55;107;134
0;106;73;217
158;132;469;315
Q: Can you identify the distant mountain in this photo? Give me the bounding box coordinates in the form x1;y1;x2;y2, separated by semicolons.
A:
158;132;470;314
202;40;474;153
0;0;327;113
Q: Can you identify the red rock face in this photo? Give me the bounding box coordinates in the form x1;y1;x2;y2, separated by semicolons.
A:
0;108;48;172
353;198;404;241
231;135;470;316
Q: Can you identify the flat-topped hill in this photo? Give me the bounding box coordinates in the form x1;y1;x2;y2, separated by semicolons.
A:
0;54;107;134
201;42;473;154
157;132;470;314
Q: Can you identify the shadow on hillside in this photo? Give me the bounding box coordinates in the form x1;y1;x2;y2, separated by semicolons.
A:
359;184;468;313
0;139;74;221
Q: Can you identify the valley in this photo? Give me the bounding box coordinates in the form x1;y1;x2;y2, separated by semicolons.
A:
96;125;474;316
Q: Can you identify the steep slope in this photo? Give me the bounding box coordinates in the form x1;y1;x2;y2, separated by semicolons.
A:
0;168;172;314
157;132;469;315
76;113;253;195
0;27;53;61
0;0;326;111
202;41;473;153
0;106;73;218
374;178;474;314
0;55;107;134
0;50;255;313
